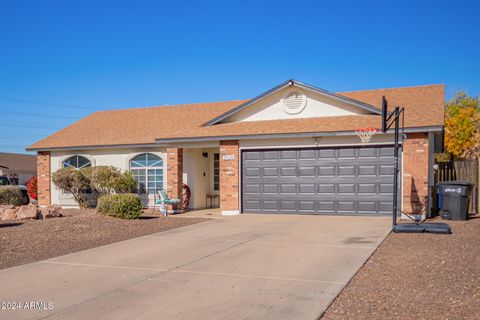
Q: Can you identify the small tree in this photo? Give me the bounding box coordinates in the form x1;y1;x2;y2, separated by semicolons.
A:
82;166;136;195
52;168;90;208
444;92;480;159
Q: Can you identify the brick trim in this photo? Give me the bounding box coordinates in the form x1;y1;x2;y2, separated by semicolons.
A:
166;148;183;212
402;133;429;215
37;151;51;206
220;140;239;213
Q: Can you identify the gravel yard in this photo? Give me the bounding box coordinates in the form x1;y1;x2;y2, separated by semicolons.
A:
323;216;480;320
0;209;207;270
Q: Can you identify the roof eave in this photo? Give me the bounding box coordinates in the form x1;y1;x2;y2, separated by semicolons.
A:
154;125;444;144
26;142;168;152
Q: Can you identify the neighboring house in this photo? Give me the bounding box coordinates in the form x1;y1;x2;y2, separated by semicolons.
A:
0;152;36;185
27;80;444;219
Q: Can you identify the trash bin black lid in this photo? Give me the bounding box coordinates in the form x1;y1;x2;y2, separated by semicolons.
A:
437;181;471;187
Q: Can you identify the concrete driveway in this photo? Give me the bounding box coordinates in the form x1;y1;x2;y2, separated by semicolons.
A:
0;214;390;320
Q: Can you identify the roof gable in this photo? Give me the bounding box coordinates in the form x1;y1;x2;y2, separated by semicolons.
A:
203;80;382;126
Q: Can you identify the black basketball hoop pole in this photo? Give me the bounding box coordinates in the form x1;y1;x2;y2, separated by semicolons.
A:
381;96;404;229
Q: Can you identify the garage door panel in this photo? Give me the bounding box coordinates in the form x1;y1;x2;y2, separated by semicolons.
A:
318;183;335;194
244;151;261;161
279;201;296;211
380;165;394;175
318;166;335;176
242;146;395;215
338;183;355;194
262;167;278;177
280;184;297;194
379;147;394;157
337;201;355;213
244;184;260;194
299;184;315;194
379;183;394;194
262;184;278;194
280;167;297;177
298;149;316;159
358;201;377;212
317;201;336;212
245;167;261;177
358;183;377;194
337;166;355;176
262;151;278;160
299;166;316;177
338;148;356;158
262;200;279;211
358;148;377;158
358;165;377;176
244;200;261;211
299;201;315;212
280;150;297;159
318;149;336;159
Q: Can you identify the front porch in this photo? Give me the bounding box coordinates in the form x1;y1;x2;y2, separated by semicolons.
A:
166;141;239;215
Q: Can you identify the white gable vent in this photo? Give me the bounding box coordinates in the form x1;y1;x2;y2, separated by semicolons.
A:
282;91;307;114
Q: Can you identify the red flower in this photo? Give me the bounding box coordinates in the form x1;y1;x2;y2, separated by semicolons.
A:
26;176;38;200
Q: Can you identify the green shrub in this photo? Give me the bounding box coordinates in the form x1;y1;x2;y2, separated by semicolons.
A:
81;166;137;196
111;171;137;194
0;187;24;206
96;194;143;219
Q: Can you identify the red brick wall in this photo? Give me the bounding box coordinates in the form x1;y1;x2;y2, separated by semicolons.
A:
220;140;239;213
402;133;429;215
37;151;51;206
167;148;183;207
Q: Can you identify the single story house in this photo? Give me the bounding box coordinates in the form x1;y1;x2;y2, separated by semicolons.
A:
27;80;444;219
0;152;37;185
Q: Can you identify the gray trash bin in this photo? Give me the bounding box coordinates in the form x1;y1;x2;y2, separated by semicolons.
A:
437;181;472;220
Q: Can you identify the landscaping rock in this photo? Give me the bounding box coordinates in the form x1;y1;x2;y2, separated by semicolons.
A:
0;205;15;216
16;205;39;220
1;208;18;221
38;205;63;219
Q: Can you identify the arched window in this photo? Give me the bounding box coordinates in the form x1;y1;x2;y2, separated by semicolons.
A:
129;153;163;194
63;155;92;169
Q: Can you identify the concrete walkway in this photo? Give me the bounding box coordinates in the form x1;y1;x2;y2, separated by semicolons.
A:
0;214;390;320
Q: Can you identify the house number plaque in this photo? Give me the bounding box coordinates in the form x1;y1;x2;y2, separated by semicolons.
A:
222;155;235;161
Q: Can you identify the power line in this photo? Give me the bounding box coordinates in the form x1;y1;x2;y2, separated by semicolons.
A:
0;136;38;140
2;110;80;120
0;96;103;111
1;124;60;130
0;145;29;149
0;85;127;105
0;130;52;136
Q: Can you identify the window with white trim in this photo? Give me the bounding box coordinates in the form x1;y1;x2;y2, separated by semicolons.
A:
63;155;92;169
129;153;163;194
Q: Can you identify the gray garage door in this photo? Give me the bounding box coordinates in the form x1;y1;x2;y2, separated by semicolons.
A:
241;146;395;215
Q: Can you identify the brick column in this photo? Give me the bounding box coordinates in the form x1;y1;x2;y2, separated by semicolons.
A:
220;140;240;215
37;151;51;207
402;133;429;216
167;148;183;213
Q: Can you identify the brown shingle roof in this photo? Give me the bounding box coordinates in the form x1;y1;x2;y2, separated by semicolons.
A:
27;84;444;150
0;152;36;172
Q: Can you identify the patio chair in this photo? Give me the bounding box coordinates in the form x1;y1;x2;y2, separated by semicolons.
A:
155;189;180;216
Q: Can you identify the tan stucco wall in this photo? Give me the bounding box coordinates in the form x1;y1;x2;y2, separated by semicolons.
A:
50;147;167;207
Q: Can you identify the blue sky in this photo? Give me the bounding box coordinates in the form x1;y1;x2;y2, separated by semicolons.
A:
1;0;479;154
